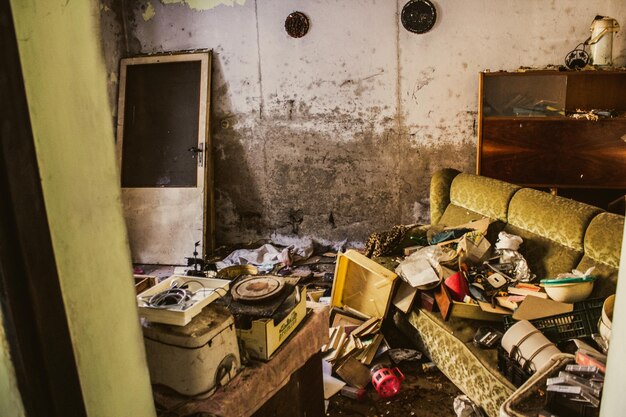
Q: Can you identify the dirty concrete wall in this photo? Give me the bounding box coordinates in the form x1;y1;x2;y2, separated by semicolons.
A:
105;0;626;245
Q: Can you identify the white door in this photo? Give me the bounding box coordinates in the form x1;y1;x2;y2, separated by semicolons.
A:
116;52;212;265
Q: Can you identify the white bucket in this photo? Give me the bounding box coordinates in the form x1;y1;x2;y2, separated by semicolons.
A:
589;16;620;66
501;320;561;373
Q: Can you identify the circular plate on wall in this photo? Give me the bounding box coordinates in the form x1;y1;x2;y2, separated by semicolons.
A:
285;11;310;38
401;0;437;34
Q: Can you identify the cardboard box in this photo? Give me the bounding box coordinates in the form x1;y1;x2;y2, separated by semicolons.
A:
331;250;398;318
237;286;307;360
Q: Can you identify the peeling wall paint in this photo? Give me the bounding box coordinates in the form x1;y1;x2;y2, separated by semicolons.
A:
101;0;626;246
142;1;155;21
161;0;246;11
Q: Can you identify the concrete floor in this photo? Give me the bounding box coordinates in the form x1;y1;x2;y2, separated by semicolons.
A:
326;361;462;417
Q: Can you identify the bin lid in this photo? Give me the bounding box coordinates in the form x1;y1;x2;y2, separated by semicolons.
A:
142;303;234;348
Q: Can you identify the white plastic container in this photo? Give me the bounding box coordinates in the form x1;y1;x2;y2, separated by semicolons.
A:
501;320;560;373
589;16;620;66
142;303;241;396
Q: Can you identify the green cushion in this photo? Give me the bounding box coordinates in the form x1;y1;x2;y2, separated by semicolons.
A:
507;189;602;252
577;213;624;297
430;168;460;225
504;224;583;280
583;213;624;269
449;173;521;222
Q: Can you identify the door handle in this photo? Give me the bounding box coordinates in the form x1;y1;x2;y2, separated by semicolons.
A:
188;144;204;167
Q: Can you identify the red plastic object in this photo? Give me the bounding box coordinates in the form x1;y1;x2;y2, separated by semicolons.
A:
444;271;470;302
371;367;405;398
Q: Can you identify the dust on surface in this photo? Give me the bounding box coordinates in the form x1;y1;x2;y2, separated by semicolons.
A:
327;362;461;417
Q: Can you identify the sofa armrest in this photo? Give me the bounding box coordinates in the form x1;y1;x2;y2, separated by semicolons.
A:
430;168;461;225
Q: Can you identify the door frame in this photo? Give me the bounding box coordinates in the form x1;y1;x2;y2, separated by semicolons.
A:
0;1;86;415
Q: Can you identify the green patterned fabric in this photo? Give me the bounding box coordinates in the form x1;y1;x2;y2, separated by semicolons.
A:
393;169;624;417
583;213;624;268
449;174;521;222
402;310;514;417
430;168;461;225
507;189;602;252
504;224;583;280
577;213;624;297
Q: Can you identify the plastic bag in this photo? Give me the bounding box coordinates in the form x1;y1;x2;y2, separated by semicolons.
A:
495;231;535;282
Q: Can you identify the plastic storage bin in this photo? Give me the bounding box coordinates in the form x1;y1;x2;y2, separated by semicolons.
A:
503;299;604;343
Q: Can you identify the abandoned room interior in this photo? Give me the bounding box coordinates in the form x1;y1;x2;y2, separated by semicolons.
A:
3;1;626;416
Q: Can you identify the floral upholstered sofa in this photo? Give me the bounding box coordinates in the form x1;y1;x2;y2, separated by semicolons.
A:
393;168;624;417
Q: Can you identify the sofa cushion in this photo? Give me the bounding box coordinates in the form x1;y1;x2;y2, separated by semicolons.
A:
577;213;624;297
448;173;521;222
507;189;602;252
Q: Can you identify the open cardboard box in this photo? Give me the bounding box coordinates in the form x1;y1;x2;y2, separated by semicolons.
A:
237;286;307;361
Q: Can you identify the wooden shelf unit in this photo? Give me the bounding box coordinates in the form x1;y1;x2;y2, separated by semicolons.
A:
477;70;626;209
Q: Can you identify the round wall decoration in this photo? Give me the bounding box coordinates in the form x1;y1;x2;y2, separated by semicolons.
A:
401;0;437;34
285;11;309;38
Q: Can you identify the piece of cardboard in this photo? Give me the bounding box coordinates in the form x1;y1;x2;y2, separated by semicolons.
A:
397;257;440;288
360;333;384;366
418;291;437;312
330;308;364;328
512;296;573;321
336;356;372;389
457;231;491;263
392;281;419;313
477;301;513;315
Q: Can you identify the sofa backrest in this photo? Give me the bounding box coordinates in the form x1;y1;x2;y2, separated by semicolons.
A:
429;169;623;283
577;212;624;297
504;188;603;279
432;171;520;225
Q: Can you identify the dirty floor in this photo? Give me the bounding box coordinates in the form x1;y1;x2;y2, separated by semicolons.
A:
326;317;464;417
326;361;462;417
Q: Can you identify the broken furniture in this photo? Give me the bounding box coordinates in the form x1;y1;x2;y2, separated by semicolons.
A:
477;69;626;209
152;302;329;417
393;168;623;417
